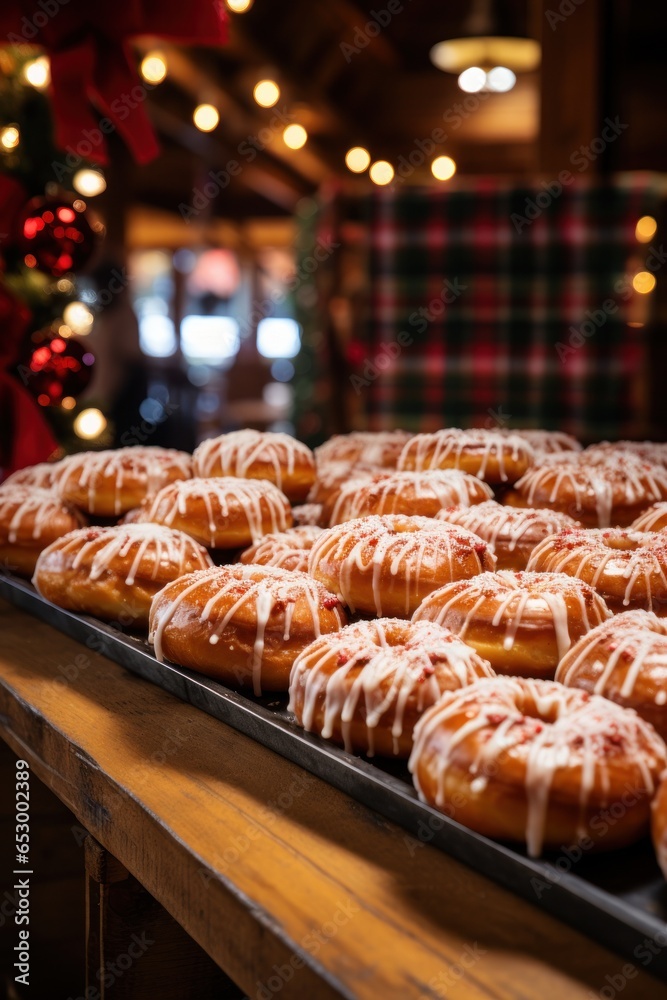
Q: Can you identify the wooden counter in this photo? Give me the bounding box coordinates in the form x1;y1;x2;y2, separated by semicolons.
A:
0;597;664;999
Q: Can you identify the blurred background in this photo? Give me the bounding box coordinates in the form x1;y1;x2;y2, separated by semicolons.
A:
1;0;666;479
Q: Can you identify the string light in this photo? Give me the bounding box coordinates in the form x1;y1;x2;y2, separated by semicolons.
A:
226;0;253;10
74;408;107;440
63;301;94;335
73;169;107;197
632;271;657;294
345;147;371;173
140;52;167;85
457;67;486;92
23;56;50;89
283;124;307;149
253;80;280;108
0;126;20;150
369;160;394;186
636;216;657;243
193;104;220;132
61;396;76;410
431;155;457;181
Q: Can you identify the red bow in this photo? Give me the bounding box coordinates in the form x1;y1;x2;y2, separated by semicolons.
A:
0;0;227;165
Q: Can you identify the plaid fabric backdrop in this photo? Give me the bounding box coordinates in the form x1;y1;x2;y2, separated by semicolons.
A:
357;177;662;441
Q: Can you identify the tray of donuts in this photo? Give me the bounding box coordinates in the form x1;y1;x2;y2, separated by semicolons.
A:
5;427;667;975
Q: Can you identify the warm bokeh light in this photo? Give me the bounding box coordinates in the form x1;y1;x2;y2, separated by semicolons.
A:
636;216;657;243
457;66;486;92
193;104;220;132
486;66;516;92
632;271;657;294
253;79;280;108
283;123;307;149
74;408;107;440
73;169;107;197
23;56;50;89
61;396;76;410
140;52;167;85
345;146;371;173
369;160;394;186
63;301;94;335
0;126;19;150
226;0;253;10
431;155;457;181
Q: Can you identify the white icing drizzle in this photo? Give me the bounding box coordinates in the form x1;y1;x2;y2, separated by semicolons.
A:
514;452;667;528
437;500;578;558
514;430;582;458
308;514;494;615
315;430;412;469
193;430;315;491
288;618;494;755
327;470;493;525
291;503;323;527
149;564;344;696
145;477;290;546
36;522;211;586
413;570;610;658
0;486;78;543
631;502;667;533
56;447;192;514
556;610;667;703
3;462;60;490
527;527;667;611
397;428;534;482
408;676;667;857
587;441;667;469
307;462;377;504
241;525;323;572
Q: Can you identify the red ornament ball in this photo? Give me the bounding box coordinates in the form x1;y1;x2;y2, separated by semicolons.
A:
17;197;99;277
23;330;94;405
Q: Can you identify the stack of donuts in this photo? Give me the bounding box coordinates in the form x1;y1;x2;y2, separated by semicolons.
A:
7;426;667;867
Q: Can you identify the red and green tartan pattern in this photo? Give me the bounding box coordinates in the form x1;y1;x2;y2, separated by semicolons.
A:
359;178;662;441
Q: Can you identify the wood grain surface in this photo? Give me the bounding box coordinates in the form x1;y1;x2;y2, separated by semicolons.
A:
0;597;664;999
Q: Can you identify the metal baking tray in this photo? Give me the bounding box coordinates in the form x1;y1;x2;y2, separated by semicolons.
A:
3;569;667;980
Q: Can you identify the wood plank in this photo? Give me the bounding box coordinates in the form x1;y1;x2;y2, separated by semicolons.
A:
0;598;664;999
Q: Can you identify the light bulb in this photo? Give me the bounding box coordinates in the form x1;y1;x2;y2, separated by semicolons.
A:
345;147;371;173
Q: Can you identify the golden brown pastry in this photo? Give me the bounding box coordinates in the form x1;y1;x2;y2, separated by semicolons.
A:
288;618;494;757
193;429;316;502
398;428;534;485
0;486;84;576
149;564;347;694
33;523;212;626
308;514;496;618
239;525;322;572
409;677;667;857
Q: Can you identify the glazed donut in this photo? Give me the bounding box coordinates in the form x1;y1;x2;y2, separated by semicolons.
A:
142;477;292;549
323;470;493;527
397;428;534;485
505;452;667;527
288;618;494;757
409;676;667;857
527;527;667;614
306;462;376;507
291;503;323;527
652;775;667;879
308;514;496;618
556;610;667;740
33;523;212;626
240;525;323;572
436;500;579;571
0;486;84;576
3;461;60;490
193;429;315;502
630;502;667;533
413;571;610;678
56;447;192;516
149;564;347;695
315;430;412;469
513;430;582;459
